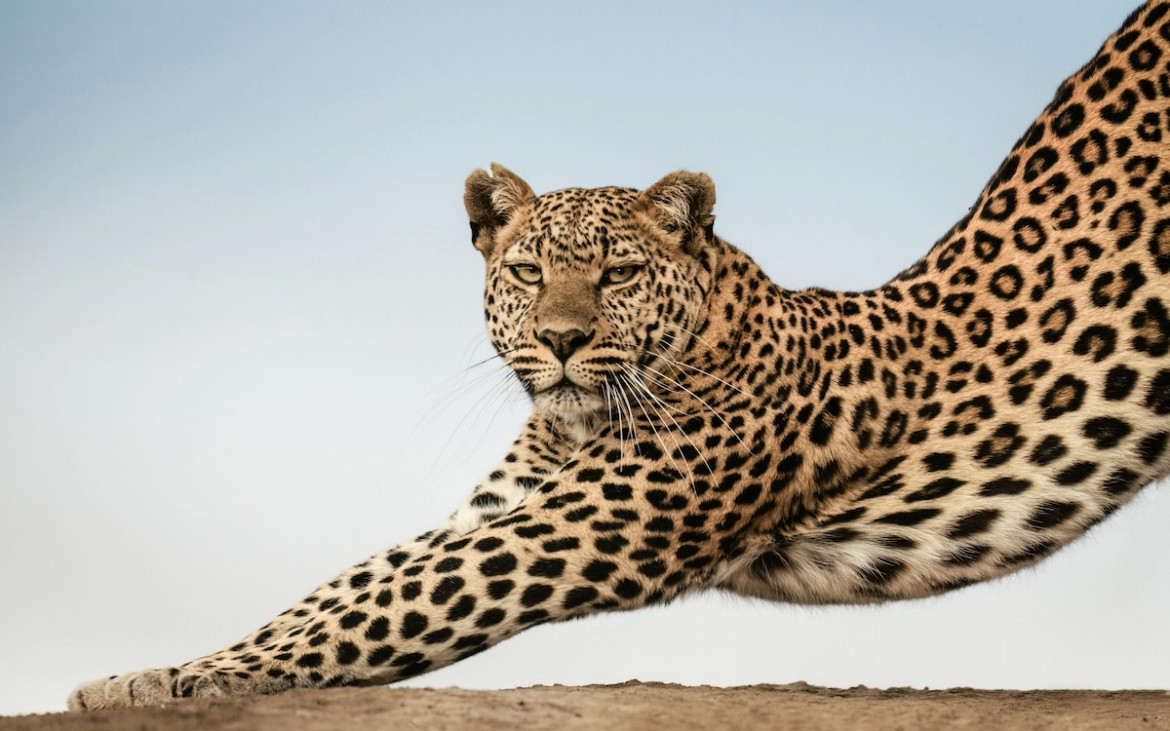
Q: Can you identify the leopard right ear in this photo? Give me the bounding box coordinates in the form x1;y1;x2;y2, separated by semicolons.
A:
464;163;536;257
637;170;717;256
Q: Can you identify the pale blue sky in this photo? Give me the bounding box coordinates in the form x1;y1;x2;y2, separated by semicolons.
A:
2;0;1165;717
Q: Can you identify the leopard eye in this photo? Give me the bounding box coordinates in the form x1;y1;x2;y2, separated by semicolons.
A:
602;265;642;286
508;264;542;285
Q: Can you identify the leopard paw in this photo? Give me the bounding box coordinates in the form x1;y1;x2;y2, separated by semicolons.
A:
68;667;180;711
67;666;253;711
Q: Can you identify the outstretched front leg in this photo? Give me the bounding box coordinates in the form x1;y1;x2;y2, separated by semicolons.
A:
69;414;578;711
69;438;741;710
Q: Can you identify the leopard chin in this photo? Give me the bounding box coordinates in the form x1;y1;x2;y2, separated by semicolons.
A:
533;383;607;442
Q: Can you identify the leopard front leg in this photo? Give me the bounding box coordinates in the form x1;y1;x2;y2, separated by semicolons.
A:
69;414;577;711
443;413;575;536
69;440;737;710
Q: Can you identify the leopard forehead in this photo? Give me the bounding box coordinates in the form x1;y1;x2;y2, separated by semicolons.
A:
500;186;652;267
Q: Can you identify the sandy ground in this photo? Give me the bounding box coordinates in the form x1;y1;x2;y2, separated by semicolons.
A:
3;682;1169;730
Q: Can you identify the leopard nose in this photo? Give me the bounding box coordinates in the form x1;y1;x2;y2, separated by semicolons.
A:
536;327;595;362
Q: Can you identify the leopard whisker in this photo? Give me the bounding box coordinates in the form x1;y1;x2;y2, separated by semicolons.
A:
665;323;721;355
622;365;708;493
625;365;714;477
618;372;693;492
464;369;528;458
426;368;524;479
411;359;516;446
639;363;751;451
465;346;518;371
613;373;643;463
650;348;748;397
600;380;627;468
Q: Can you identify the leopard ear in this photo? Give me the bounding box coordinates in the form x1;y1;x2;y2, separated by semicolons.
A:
638;170;717;255
464;163;536;257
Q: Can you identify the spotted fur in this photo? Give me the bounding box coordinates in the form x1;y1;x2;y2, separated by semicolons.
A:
71;1;1170;710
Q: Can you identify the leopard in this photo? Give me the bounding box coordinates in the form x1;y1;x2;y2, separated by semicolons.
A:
71;0;1170;711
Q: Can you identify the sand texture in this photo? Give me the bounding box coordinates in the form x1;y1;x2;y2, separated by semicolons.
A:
3;682;1169;730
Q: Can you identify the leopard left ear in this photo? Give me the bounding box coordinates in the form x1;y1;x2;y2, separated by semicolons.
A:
638;170;717;255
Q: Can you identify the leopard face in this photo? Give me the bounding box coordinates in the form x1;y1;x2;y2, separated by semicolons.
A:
466;168;716;430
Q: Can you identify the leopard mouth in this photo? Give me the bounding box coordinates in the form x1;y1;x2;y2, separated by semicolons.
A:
531;371;592;397
537;379;594;401
532;379;606;422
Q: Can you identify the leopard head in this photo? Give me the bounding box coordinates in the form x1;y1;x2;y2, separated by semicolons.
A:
464;164;717;433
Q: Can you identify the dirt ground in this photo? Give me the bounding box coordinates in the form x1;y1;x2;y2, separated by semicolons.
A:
3;682;1168;730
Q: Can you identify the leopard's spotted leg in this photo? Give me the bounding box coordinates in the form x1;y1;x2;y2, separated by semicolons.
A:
69;440;734;710
68;413;578;711
443;414;576;535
